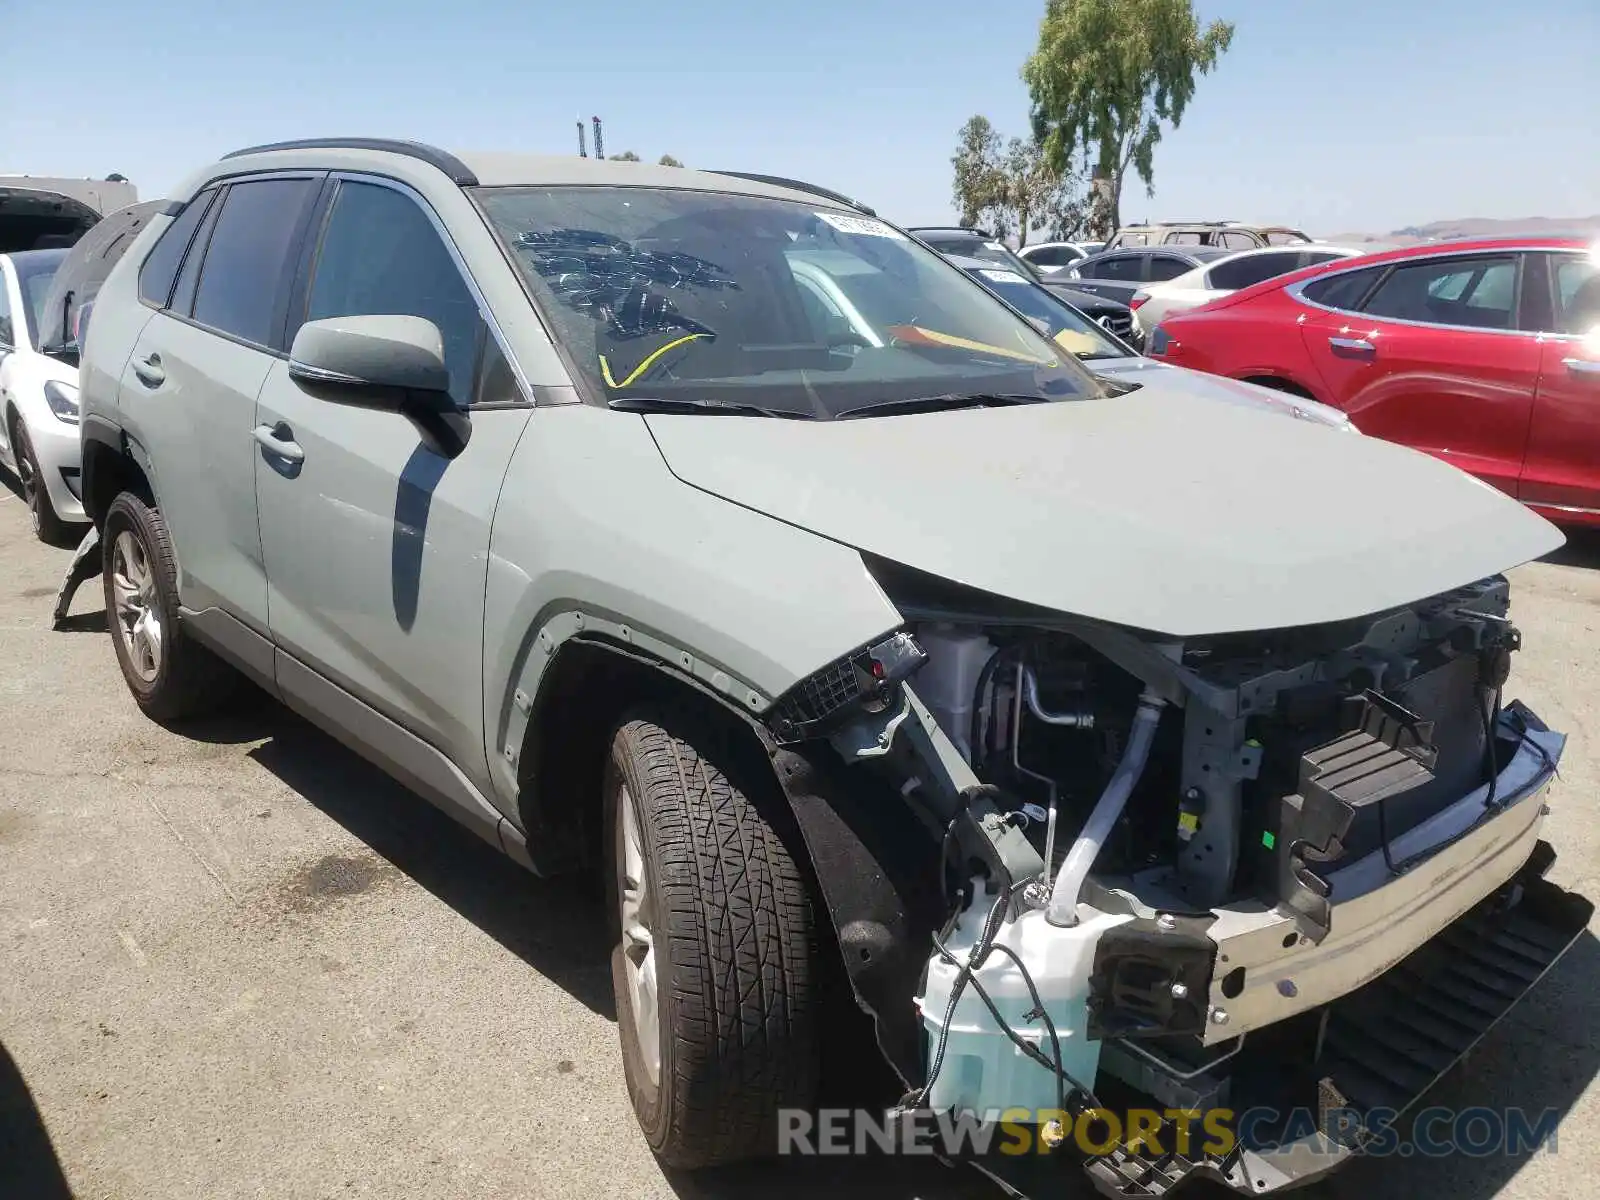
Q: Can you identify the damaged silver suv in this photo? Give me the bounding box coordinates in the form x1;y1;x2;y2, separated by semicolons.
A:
77;140;1590;1197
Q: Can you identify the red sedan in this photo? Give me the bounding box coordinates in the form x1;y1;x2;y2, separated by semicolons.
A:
1151;236;1600;527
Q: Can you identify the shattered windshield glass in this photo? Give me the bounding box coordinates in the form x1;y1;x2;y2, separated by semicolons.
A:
473;186;1098;417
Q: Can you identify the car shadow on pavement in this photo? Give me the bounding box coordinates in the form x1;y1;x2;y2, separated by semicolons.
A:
53;610;106;633
1542;526;1600;569
0;1038;74;1200
168;695;1599;1200
1298;929;1600;1200
178;695;617;1019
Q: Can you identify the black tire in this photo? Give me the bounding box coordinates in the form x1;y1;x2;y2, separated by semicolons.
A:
101;491;237;722
12;418;76;547
605;711;819;1169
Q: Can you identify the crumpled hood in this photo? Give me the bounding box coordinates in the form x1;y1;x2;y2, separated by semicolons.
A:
1090;356;1354;430
644;380;1562;636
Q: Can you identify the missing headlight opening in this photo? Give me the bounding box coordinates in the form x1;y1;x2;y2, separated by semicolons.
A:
765;568;1582;1196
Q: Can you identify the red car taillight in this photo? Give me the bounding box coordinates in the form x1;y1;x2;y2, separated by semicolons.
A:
1130;293;1150;311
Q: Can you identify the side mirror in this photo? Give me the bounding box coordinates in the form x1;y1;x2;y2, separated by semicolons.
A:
288;315;470;459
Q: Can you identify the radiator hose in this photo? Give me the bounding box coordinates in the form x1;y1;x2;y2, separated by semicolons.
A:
1046;692;1166;926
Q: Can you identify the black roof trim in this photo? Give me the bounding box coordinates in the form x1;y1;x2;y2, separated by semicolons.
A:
220;138;479;186
157;200;184;216
710;171;874;216
907;225;997;239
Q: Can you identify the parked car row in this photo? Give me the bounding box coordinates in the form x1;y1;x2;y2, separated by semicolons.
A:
0;200;160;545
13;141;1586;1200
908;227;1143;347
931;216;1600;527
1149;236;1600;525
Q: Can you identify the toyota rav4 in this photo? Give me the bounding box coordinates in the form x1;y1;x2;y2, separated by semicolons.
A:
76;140;1590;1197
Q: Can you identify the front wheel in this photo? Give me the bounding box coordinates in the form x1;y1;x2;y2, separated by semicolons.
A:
102;492;237;722
12;419;75;547
606;711;819;1169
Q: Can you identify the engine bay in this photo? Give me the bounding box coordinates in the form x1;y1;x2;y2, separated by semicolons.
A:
898;574;1524;925
773;569;1575;1194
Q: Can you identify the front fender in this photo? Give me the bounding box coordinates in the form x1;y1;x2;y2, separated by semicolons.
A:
480;404;905;816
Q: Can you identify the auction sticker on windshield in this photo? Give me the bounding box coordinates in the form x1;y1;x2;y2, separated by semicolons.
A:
980;269;1026;284
815;212;906;239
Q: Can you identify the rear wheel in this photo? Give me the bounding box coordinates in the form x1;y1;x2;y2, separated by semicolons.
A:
605;710;819;1168
12;418;74;547
102;492;237;722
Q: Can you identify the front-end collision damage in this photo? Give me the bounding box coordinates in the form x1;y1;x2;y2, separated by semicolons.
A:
755;561;1589;1197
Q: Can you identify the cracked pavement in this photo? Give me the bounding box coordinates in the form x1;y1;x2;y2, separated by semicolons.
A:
0;479;1596;1200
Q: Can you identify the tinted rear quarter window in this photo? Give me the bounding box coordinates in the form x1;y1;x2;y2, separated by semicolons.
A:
1095;256;1144;281
1301;265;1384;311
170;191;225;317
138;192;215;308
191;179;315;348
1146;256;1192;282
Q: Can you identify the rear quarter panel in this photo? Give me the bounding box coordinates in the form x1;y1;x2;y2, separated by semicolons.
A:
1162;289;1330;399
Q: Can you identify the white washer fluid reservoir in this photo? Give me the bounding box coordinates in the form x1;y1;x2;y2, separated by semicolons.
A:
917;890;1132;1117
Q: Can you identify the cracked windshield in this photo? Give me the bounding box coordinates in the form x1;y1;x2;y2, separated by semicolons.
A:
475;186;1098;418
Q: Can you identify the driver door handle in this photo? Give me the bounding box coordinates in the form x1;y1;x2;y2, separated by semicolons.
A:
132;353;165;386
252;422;305;463
1329;336;1376;359
1563;357;1600;378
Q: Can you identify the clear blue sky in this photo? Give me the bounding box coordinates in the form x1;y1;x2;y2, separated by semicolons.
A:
3;0;1595;236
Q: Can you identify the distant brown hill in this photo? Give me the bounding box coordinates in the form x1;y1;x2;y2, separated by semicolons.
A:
1328;215;1600;245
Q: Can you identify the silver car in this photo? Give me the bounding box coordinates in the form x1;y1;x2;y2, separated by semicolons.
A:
78;141;1590;1197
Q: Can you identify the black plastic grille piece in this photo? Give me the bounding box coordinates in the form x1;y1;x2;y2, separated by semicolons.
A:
774;649;871;732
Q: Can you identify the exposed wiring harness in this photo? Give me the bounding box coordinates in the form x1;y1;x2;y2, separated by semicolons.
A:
918;824;1103;1123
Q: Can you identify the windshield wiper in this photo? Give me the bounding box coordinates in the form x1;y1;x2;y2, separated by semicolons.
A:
607;396;815;419
832;392;1048;420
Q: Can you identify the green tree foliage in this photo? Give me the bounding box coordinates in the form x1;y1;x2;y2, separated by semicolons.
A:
658;154;684;167
612;150;643;162
951;115;1087;246
1024;0;1234;235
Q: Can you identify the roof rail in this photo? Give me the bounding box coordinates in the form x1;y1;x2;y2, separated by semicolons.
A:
710;171;875;215
220;138;479;186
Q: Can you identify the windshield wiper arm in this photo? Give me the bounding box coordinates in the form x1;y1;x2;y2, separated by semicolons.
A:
607;396;814;419
832;392;1047;420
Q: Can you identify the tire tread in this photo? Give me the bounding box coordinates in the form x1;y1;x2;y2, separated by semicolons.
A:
612;713;817;1168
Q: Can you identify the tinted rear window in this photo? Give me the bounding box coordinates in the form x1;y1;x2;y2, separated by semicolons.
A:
1208;251;1307;292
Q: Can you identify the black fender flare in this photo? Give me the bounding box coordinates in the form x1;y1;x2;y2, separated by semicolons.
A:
527;635;937;1087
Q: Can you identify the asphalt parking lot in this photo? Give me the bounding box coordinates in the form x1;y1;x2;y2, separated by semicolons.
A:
2;477;1597;1200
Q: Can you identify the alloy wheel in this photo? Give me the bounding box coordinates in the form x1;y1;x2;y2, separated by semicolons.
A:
618;783;661;1086
110;530;162;683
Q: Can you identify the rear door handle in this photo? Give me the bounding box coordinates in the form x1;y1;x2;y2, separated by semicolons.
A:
131;353;165;387
1329;336;1376;359
1563;357;1600;377
252;422;305;463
